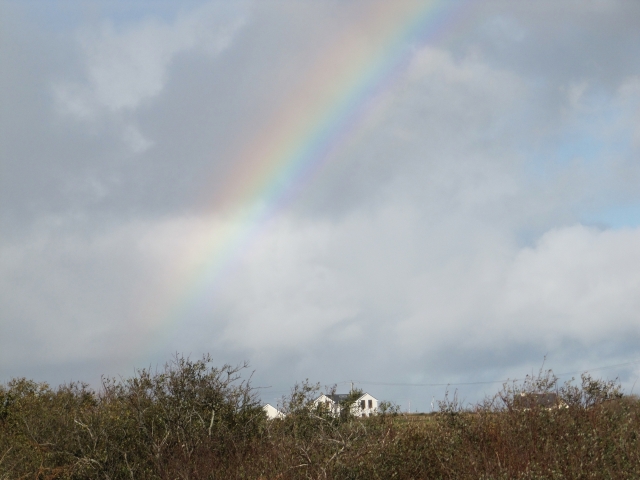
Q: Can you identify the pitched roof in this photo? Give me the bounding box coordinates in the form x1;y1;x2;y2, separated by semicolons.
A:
326;394;350;403
320;393;376;403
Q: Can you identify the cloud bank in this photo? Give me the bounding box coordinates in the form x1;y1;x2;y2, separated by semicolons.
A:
1;0;640;409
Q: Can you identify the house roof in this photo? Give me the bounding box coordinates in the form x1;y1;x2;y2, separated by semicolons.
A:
326;394;350;403
320;393;376;403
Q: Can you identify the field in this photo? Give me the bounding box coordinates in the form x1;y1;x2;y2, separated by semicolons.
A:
1;355;638;479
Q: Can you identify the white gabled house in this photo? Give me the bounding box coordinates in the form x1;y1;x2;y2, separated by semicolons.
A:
263;403;285;420
313;392;378;417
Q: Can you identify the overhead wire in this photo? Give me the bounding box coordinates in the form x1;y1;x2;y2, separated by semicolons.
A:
352;358;640;388
257;358;640;394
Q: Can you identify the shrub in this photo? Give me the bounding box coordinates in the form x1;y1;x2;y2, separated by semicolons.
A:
1;360;638;479
0;355;264;479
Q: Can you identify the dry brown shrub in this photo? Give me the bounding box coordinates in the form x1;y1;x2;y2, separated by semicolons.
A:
1;361;638;479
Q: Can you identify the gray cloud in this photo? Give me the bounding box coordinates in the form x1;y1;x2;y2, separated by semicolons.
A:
2;0;640;409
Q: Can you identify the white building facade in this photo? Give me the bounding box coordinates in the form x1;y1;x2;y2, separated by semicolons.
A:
263;403;285;420
314;392;378;417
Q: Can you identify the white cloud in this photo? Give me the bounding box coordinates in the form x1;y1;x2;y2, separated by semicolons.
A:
4;0;640;404
3;206;640;395
566;81;589;110
499;225;640;341
54;2;246;118
123;124;154;153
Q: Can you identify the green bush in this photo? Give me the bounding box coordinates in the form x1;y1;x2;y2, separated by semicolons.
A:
0;355;264;479
1;360;638;479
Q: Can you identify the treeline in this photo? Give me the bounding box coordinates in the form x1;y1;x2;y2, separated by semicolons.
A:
0;355;638;479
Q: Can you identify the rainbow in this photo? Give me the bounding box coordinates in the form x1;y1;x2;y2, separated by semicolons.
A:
144;0;474;350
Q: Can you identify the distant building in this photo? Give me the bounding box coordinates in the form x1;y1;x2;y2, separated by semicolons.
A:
263;403;285;420
513;392;566;410
314;392;378;417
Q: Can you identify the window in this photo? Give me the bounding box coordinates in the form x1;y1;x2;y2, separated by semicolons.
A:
360;400;365;409
368;399;373;409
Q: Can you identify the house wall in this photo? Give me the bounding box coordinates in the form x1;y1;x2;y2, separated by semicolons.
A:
263;403;285;420
354;393;378;417
313;393;379;417
314;394;341;415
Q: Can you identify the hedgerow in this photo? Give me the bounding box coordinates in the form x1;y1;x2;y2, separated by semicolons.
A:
1;356;638;479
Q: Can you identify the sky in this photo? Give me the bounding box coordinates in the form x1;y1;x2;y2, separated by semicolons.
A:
1;0;640;411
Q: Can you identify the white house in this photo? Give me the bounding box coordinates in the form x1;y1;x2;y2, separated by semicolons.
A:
313;392;378;417
263;403;285;420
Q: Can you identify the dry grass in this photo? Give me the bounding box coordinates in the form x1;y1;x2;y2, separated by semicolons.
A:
1;357;638;479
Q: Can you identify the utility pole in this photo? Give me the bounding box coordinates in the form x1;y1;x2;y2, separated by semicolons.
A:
350;381;353;393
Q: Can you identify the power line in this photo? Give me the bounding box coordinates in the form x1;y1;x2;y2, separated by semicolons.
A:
354;379;507;387
257;358;640;393
352;359;640;388
556;359;640;377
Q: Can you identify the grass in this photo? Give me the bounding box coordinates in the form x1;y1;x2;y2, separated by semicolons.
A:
1;355;638;479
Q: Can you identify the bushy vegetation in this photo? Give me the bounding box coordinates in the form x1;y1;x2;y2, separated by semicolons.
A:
1;356;638;479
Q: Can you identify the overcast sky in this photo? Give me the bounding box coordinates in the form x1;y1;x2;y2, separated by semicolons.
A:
2;0;640;411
